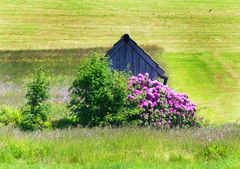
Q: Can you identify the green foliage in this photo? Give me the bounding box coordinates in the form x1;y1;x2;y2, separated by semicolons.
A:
68;54;133;126
200;144;229;160
0;127;239;168
51;116;78;129
19;69;51;131
25;70;49;107
0;141;47;163
0;106;20;127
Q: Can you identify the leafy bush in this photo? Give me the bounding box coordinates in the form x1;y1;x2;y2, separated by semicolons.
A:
0;106;20;127
19;69;51;131
68;54;132;126
127;73;202;128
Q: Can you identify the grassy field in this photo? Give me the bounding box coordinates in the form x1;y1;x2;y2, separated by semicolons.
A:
0;126;239;169
0;1;240;168
1;0;240;123
0;0;240;52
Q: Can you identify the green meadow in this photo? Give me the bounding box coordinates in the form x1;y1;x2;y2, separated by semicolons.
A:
0;0;240;52
0;126;240;169
0;0;240;168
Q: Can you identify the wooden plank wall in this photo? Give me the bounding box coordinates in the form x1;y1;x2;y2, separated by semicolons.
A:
110;43;160;79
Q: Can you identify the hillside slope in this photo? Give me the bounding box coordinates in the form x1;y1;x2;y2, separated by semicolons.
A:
0;0;240;52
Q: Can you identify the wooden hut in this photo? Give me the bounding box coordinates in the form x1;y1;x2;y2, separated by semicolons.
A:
106;34;168;84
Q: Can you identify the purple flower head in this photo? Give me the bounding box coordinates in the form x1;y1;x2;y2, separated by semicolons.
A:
141;100;149;108
127;94;135;100
144;73;149;79
137;73;144;79
134;89;140;95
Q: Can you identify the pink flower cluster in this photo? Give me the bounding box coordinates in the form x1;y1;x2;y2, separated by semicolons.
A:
127;73;202;128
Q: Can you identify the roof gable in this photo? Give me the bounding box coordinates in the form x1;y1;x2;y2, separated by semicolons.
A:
107;34;168;84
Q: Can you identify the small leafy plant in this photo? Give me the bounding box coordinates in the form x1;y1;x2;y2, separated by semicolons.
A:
0;106;20;127
19;69;51;131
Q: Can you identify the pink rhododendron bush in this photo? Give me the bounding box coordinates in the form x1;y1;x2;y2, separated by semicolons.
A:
127;73;203;128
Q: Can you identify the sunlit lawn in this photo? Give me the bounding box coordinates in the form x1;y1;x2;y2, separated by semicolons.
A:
0;0;239;52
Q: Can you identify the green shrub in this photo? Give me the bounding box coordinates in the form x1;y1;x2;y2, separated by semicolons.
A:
68;54;136;126
0;106;20;127
19;69;51;131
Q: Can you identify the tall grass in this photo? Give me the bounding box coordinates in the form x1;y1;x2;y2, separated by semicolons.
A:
0;126;239;169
